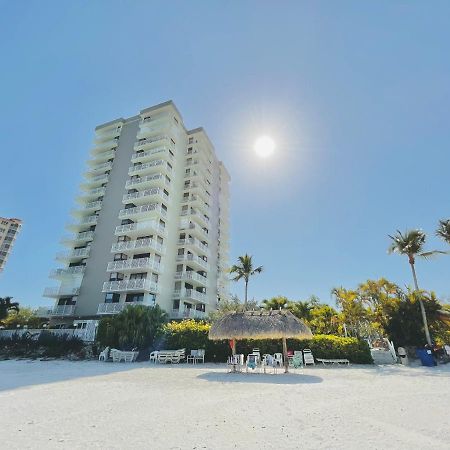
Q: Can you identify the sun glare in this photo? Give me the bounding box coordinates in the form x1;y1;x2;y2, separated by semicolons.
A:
254;136;275;158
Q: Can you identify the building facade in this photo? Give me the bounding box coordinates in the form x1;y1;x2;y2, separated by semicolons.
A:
44;101;230;325
0;218;22;273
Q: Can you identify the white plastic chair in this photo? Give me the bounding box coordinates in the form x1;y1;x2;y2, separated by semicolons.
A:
98;346;110;361
273;353;283;367
149;351;159;363
187;349;198;364
194;349;205;363
303;349;315;366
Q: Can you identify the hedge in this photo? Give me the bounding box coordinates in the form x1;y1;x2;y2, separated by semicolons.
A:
163;320;373;364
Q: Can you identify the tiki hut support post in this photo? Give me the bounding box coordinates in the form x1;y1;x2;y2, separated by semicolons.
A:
282;337;289;373
232;338;236;356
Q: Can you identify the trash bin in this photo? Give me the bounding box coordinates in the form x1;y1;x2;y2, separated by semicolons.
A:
398;347;409;365
416;348;437;367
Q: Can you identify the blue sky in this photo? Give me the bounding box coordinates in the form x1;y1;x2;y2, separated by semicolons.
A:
1;1;450;308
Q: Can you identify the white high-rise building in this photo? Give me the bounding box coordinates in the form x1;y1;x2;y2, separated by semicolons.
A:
44;101;230;325
0;217;22;273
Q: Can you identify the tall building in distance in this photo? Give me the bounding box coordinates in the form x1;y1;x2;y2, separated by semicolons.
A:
44;101;230;325
0;218;22;273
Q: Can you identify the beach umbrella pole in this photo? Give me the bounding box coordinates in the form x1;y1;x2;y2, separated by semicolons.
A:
282;337;289;373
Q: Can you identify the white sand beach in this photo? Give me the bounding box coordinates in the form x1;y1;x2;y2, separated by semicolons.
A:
0;360;449;449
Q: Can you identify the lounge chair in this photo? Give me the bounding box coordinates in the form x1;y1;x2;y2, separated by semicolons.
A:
302;349;315;366
111;349;123;363
292;352;303;369
316;358;349;366
246;354;259;373
227;354;244;372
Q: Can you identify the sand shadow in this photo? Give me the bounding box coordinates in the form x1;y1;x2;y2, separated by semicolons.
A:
197;371;323;385
0;360;145;392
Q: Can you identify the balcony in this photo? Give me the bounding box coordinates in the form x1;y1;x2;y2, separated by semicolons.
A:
85;161;113;177
174;271;208;287
102;279;159;294
56;247;90;262
76;187;106;203
133;135;170;150
173;289;207;304
115;220;166;238
66;215;98;232
107;257;162;273
184;194;210;214
91;137;119;155
89;149;116;163
178;237;209;255
97;301;154;315
128;160;172;177
119;203;167;220
176;253;209;271
181;209;210;229
50;266;86;279
43;286;80;298
111;238;165;254
60;231;94;246
171;308;206;320
125;173;170;190
50;304;77;316
71;200;102;217
80;173;109;190
131;146;174;164
179;220;208;239
122;188;168;205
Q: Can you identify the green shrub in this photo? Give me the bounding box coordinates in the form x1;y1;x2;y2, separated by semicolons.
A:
96;305;167;350
163;321;373;364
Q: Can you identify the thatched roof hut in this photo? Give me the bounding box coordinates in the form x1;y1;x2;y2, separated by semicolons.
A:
209;310;312;372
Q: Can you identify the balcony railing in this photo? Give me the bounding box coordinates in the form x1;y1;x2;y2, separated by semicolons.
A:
119;203;167;219
171;309;206;319
131;146;173;163
134;135;170;149
90;149;116;162
179;220;208;237
176;253;209;270
125;173;169;190
107;257;162;272
56;247;90;260
114;220;166;237
97;302;152;315
174;271;207;285
122;188;168;204
177;237;209;254
50;266;86;278
43;287;80;298
102;279;159;293
128;160;172;176
173;289;207;303
111;238;164;253
86;161;113;176
50;305;77;316
61;231;95;245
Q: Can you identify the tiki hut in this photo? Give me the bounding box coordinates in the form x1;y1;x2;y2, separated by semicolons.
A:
209;310;312;372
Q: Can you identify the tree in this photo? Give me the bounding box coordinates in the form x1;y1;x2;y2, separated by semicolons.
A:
436;219;450;245
3;307;44;329
388;229;444;345
261;296;289;310
288;299;315;322
308;304;341;335
96;305;168;350
229;254;263;304
0;297;19;322
208;295;258;321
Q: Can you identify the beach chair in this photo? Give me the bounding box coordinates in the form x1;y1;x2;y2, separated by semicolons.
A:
149;351;159;363
194;349;205;364
98;346;110;361
187;350;198;364
111;349;123;363
246;354;259;373
273;353;283;367
302;349;315;366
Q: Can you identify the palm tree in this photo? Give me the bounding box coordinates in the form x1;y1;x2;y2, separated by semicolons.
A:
388;229;444;345
0;296;20;321
436;219;450;245
229;254;263;305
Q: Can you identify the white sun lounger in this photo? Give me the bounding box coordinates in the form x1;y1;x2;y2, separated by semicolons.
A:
316;358;350;366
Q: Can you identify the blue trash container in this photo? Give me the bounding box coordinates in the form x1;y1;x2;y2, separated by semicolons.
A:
416;349;437;367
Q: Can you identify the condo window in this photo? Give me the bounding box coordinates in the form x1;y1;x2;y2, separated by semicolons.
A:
188;138;193;144
109;272;124;281
171;139;175;145
130;272;146;280
105;293;120;303
173;300;180;310
125;293;144;303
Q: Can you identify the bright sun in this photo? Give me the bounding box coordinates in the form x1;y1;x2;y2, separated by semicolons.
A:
254;136;275;158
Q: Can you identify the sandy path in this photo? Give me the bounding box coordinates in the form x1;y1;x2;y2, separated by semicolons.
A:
0;360;448;449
